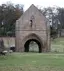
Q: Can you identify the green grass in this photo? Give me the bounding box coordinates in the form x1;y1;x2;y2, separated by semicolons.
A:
51;37;64;52
0;53;64;71
0;37;64;71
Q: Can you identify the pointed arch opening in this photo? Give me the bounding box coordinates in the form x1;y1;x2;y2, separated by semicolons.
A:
24;33;43;53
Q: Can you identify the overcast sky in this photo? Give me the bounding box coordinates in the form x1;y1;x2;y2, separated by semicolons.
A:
0;0;64;10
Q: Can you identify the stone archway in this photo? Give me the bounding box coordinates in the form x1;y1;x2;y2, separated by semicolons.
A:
24;39;42;53
22;33;43;53
15;4;50;52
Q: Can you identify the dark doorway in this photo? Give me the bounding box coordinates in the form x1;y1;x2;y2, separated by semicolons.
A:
24;39;42;53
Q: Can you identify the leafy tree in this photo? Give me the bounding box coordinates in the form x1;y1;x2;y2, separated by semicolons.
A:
41;7;58;37
0;2;24;36
57;8;64;29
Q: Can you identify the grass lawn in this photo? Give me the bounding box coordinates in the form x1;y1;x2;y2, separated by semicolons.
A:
51;37;64;52
0;53;64;71
0;37;64;71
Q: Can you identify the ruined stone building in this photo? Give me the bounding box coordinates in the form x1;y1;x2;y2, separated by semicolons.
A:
15;4;50;53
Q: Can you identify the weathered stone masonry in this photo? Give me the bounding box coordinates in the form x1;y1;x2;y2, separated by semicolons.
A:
15;4;50;52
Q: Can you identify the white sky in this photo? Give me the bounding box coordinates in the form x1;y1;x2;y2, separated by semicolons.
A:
0;0;64;10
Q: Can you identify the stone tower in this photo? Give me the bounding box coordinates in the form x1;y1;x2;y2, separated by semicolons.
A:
15;4;50;52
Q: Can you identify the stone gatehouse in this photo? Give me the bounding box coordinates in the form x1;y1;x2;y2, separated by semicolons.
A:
15;4;50;53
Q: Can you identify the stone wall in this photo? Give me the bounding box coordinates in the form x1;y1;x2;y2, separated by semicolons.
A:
15;4;50;52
